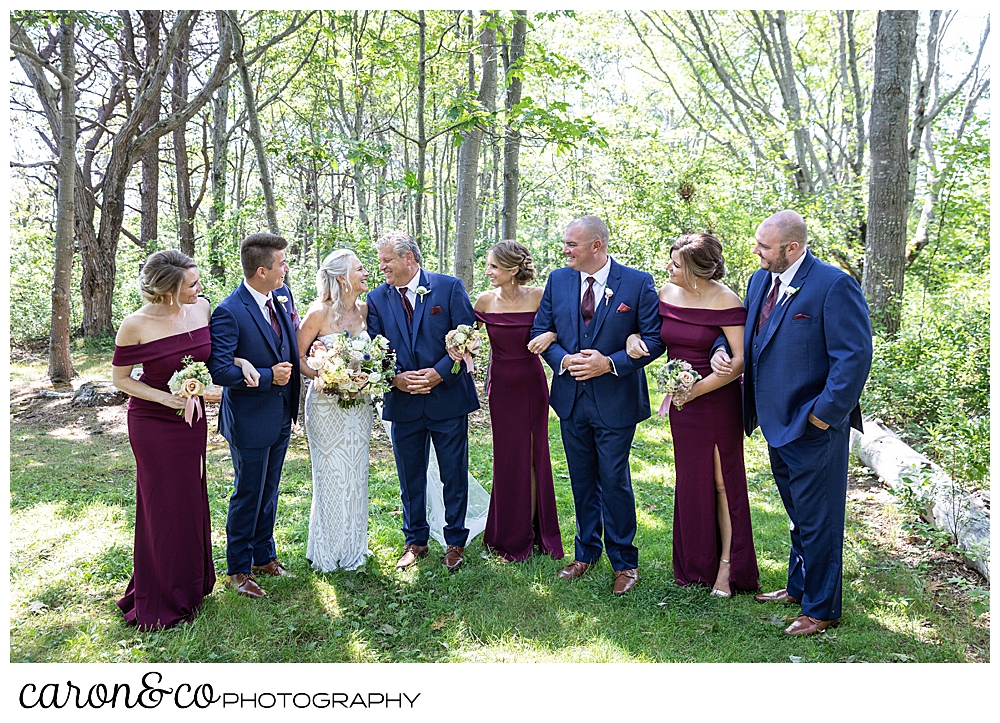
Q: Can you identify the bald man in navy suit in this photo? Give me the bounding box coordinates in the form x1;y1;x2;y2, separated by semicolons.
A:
713;210;872;636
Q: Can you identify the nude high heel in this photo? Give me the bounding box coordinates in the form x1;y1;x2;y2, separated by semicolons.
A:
710;558;732;598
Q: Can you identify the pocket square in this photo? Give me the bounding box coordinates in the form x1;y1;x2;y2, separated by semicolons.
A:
616;303;632;313
430;305;443;315
793;313;811;320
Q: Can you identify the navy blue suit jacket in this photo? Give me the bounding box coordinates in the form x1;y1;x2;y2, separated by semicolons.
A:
208;282;301;449
531;259;664;428
366;269;479;423
742;250;872;447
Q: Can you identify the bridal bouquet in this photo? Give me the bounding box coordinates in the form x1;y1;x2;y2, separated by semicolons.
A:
444;324;483;374
307;333;395;409
654;358;702;414
168;355;213;426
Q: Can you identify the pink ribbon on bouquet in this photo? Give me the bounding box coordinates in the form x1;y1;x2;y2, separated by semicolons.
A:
463;352;474;374
657;395;673;418
184;395;204;427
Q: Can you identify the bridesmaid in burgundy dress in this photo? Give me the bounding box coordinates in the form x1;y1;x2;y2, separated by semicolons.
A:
470;241;564;561
111;250;256;630
628;233;759;596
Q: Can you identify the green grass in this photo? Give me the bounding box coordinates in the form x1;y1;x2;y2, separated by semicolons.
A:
9;350;989;663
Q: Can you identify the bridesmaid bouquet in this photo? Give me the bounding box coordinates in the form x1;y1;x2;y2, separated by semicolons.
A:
444;324;483;374
307;333;395;409
654;359;702;415
168;356;213;426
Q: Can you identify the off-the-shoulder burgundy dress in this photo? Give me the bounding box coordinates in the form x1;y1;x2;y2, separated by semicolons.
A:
476;311;564;561
112;326;216;630
659;302;759;592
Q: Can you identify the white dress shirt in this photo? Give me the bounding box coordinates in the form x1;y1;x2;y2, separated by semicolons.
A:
243;278;276;328
560;256;617;376
395;268;422;307
768;250;807;298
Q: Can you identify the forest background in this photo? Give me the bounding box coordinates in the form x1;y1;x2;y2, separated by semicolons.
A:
6;7;991;675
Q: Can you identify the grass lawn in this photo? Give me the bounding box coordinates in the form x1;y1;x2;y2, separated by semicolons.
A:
9;346;989;665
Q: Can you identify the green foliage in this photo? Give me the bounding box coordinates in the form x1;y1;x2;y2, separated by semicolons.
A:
9;227;57;344
863;275;989;486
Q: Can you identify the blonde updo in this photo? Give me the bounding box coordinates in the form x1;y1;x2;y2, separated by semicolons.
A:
488;239;536;285
139;249;197;305
315;248;358;323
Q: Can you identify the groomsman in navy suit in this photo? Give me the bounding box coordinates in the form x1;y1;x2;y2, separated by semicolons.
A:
713;210;872;635
366;231;479;572
531;215;664;595
208;232;301;598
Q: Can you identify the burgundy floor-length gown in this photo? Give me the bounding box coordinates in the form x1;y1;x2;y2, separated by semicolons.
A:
112;326;216;630
660;302;759;592
476;311;564;561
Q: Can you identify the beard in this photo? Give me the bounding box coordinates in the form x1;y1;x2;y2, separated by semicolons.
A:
762;245;790;273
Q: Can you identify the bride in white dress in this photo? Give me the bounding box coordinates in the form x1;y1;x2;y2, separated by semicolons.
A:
297;250;374;571
298;250;490;572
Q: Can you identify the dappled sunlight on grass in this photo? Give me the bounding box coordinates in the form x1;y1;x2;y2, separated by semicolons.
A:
310;577;343;617
636;507;666;531
48;426;91;440
10;502;132;606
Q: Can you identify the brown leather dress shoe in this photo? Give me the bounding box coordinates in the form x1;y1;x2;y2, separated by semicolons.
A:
251;559;295;578
783;615;840;636
225;573;267;599
444;546;464;571
754;588;802;605
396;544;429;570
612;568;639;595
557;560;592;580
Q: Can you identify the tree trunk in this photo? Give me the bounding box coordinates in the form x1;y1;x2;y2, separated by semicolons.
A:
48;15;77;383
208;78;230;279
414;10;428;246
851;420;990;581
453;13;497;289
863;10;917;337
501;11;526;241
137;11;162;248
231;11;280;235
172;25;196;257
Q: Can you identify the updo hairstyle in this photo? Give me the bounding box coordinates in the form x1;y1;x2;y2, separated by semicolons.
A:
488;239;536;285
315;248;358;321
670;233;726;284
139;249;197;305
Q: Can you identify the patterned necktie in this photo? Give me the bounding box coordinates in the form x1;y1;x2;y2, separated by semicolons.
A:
756;278;781;333
398;286;414;325
581;277;596;326
265;298;282;340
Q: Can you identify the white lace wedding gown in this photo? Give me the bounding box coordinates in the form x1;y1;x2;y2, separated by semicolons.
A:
304;332;374;571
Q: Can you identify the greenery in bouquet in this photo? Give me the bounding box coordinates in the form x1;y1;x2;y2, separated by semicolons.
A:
307;333;395;409
167;355;213;421
654;358;702;411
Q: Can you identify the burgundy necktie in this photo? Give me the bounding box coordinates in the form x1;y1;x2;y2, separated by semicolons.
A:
756;278;781;333
398;287;414;325
266;298;282;340
581;277;596;326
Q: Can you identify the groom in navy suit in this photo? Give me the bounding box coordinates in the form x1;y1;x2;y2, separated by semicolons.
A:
208;232;301;598
366;231;479;572
713;210;872;635
531;215;664;595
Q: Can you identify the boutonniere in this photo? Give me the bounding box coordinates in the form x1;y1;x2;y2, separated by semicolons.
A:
603;287;614;306
415;285;429;303
779;286;799;306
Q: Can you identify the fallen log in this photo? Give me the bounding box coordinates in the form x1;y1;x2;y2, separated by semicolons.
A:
851;419;990;581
